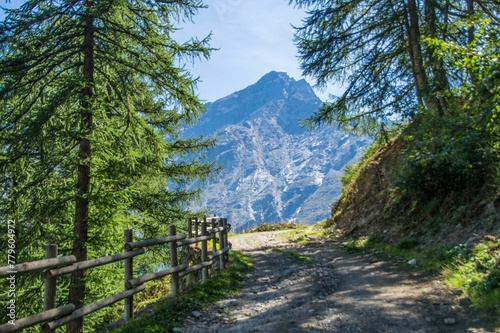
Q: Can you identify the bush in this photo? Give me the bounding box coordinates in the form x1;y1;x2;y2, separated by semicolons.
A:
398;113;498;198
396;237;419;249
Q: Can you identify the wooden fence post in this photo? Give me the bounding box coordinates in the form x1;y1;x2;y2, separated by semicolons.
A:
0;217;231;333
218;219;225;270
124;230;133;322
44;245;57;311
223;219;230;265
200;222;208;282
187;218;193;238
210;216;217;255
194;217;199;238
169;226;179;297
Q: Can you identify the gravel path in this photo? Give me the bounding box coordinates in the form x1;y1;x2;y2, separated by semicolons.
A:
177;231;498;333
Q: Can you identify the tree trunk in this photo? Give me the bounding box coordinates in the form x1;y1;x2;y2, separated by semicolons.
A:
405;0;437;112
425;0;450;114
466;0;477;84
67;2;94;333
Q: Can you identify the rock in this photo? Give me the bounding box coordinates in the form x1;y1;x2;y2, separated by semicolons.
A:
407;259;417;265
172;328;184;333
191;311;203;319
458;295;471;305
483;202;497;216
465;236;479;247
444;318;456;325
451;288;462;295
184;318;196;325
485;234;497;242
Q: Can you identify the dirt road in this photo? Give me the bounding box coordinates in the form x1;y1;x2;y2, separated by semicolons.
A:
177;231;498;333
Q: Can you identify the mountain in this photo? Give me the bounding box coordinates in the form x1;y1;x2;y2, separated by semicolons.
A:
185;71;371;232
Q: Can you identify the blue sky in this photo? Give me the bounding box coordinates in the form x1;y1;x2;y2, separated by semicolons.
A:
0;0;342;102
176;0;338;102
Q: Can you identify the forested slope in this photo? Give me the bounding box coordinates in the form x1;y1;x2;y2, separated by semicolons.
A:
327;131;499;247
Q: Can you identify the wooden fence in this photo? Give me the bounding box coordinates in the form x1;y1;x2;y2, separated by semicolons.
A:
0;216;230;333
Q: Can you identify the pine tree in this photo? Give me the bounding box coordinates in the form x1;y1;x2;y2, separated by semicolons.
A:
0;1;215;331
289;0;500;132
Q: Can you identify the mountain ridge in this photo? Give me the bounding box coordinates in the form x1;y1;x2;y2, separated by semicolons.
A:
187;71;370;231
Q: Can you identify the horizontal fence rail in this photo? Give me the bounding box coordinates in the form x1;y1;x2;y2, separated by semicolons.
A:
0;215;231;333
0;256;77;278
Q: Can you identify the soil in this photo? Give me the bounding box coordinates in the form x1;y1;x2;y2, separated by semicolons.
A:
176;231;499;333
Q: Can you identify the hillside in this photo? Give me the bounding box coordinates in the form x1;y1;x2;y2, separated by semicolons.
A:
326;133;499;247
185;71;370;231
320;126;500;319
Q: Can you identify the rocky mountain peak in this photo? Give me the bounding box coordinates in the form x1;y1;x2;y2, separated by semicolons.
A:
187;72;370;231
253;71;318;103
256;70;292;85
186;71;321;136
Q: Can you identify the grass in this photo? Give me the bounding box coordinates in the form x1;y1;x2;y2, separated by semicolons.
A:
342;235;500;317
443;240;500;313
340;236;377;254
242;221;307;233
279;228;310;243
278;221;330;244
271;247;314;264
340;128;401;189
111;251;253;333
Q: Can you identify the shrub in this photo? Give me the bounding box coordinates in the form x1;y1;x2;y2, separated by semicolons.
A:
398;113;498;199
396;237;419;249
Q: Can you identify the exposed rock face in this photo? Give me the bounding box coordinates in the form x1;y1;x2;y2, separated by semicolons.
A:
185;71;370;231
